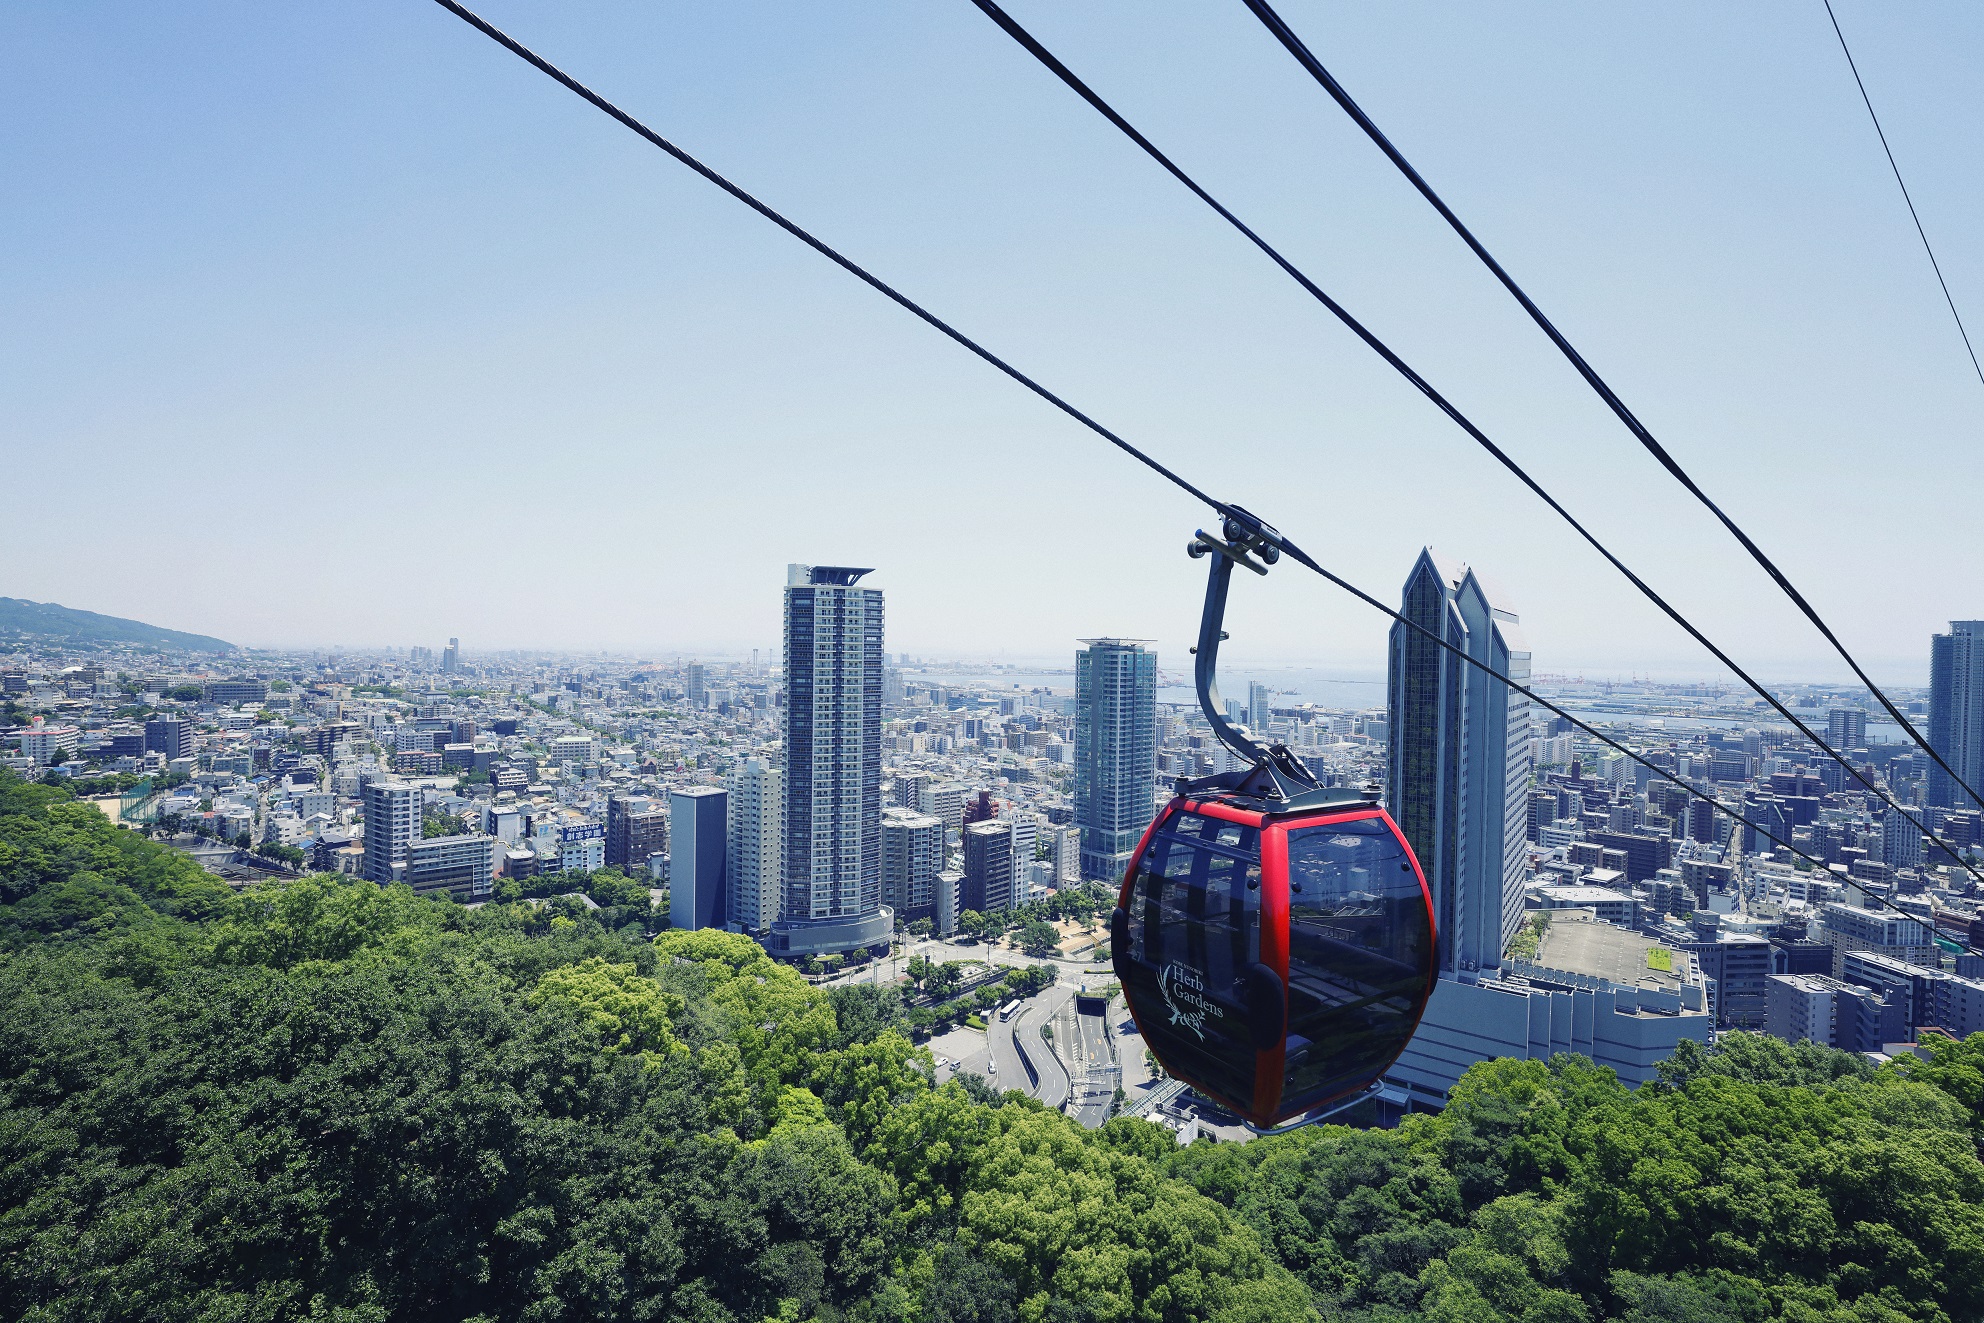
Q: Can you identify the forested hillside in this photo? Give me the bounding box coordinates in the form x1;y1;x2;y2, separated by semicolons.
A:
3;769;1982;1323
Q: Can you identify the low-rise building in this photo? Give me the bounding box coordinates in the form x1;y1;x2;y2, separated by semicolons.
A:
1386;910;1711;1109
1537;884;1639;929
405;833;498;901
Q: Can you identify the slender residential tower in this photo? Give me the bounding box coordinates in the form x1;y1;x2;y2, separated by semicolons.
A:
1387;549;1532;977
1074;638;1157;882
772;565;891;957
727;756;783;935
1928;621;1984;811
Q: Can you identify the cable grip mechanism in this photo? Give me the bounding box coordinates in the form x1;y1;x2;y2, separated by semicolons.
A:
1181;508;1330;805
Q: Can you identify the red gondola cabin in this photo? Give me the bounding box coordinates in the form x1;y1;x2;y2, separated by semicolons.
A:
1111;788;1436;1129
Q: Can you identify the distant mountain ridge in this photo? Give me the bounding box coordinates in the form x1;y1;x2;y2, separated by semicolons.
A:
0;597;235;653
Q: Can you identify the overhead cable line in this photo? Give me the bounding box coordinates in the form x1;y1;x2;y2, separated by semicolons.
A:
1823;0;1984;389
426;0;1225;522
962;0;1984;886
1237;0;1984;815
426;0;1916;903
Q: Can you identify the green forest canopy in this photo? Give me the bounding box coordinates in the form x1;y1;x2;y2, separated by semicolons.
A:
1;768;1981;1323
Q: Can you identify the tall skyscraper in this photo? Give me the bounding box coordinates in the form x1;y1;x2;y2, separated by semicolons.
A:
1074;638;1157;882
773;565;890;957
1387;549;1532;976
1827;708;1867;750
1928;621;1984;811
727;756;783;934
670;786;728;932
1247;680;1271;733
686;662;707;711
361;780;422;884
441;638;460;673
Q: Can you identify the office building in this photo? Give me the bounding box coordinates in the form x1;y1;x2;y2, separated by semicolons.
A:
1587;829;1671;885
606;795;668;871
1929;621;1984;811
361;780;423;884
1677;934;1773;1029
484;805;522;844
1882;806;1926;871
1247;680;1271;732
556;823;605;874
671;787;728;932
772;565;891;956
1387;910;1710;1109
1826;708;1866;749
405;833;497;901
1386;549;1532;976
882;807;945;924
550;735;596;767
726;757;783;934
1765;974;1840;1046
1535;884;1638;929
962;819;1014;913
1074;638;1157;882
203;679;268;706
1764;973;1906;1053
144;716;193;761
441;638;460;673
1819;902;1936;976
686;663;706;711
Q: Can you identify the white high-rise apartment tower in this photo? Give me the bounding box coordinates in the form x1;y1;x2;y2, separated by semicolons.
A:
772;565;892;958
361;779;422;884
1074;638;1157;882
727;757;783;934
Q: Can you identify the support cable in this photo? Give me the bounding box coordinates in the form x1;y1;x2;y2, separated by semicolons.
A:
1238;0;1984;813
1824;0;1984;389
963;0;1982;885
427;0;1227;522
427;0;1926;905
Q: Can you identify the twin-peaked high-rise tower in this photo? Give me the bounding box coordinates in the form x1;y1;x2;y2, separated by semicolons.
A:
1387;548;1532;978
770;564;893;958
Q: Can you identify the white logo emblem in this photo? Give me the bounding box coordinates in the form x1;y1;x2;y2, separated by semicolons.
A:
1158;962;1225;1040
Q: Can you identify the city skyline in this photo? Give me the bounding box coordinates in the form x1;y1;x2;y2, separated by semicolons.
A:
6;3;1982;675
8;5;1984;1313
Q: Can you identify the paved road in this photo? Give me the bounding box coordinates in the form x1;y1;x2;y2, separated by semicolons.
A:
1111;996;1153;1095
1014;986;1074;1110
1067;999;1118;1128
987;1005;1033;1093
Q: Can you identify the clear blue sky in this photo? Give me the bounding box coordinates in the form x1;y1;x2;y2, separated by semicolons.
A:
4;1;1979;681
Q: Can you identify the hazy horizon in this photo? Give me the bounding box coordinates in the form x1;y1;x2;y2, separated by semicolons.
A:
6;2;1978;687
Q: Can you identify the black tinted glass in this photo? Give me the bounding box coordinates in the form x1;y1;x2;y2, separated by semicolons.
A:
1123;812;1261;1111
1280;815;1433;1111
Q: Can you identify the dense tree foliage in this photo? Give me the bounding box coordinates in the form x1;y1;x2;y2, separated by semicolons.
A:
3;770;1982;1322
